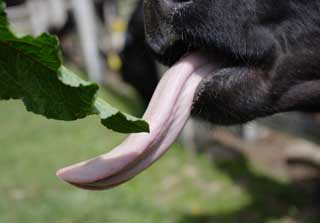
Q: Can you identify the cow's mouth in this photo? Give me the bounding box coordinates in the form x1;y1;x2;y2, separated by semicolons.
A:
147;31;234;71
150;39;197;66
56;51;222;190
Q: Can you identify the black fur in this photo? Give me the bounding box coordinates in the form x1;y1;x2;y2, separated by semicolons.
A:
141;0;320;125
120;1;159;105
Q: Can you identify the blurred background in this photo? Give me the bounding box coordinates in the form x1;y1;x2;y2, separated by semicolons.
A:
1;0;320;222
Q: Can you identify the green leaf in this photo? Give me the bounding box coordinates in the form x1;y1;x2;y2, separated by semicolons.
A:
0;1;149;133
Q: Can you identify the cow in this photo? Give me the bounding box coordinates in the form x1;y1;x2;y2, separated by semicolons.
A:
57;0;320;190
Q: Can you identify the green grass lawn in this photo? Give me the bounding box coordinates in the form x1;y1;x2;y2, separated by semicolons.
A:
0;88;317;223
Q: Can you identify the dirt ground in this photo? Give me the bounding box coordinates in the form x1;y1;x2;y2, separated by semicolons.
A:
205;126;320;222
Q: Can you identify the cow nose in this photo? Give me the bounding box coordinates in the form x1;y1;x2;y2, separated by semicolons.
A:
159;0;192;15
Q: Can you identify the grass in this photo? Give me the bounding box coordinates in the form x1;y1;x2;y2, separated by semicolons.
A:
0;87;317;223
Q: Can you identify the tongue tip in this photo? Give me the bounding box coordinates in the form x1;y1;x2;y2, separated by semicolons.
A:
56;167;89;184
56;169;120;191
56;168;74;183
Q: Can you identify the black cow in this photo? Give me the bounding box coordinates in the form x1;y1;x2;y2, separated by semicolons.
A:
56;0;320;190
124;0;320;124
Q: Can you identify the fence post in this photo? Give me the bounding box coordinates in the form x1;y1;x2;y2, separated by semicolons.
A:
71;0;104;83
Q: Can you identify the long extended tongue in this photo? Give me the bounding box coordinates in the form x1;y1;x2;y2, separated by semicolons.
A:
72;65;215;190
57;53;214;190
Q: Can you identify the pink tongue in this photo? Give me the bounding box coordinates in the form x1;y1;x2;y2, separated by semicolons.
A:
57;52;216;190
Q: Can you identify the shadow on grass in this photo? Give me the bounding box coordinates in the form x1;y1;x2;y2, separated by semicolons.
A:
178;148;320;223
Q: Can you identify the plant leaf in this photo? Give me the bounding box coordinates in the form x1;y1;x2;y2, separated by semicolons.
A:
0;1;149;133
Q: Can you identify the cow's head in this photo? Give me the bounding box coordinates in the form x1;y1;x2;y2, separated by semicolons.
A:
144;0;320;124
56;0;320;190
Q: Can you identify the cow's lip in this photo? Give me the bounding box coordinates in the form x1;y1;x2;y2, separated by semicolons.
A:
149;37;228;69
150;40;194;67
146;34;197;66
56;52;220;190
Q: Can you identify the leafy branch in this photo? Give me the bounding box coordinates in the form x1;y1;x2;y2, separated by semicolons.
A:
0;1;149;133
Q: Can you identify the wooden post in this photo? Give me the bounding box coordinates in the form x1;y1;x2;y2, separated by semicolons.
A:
71;0;104;83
